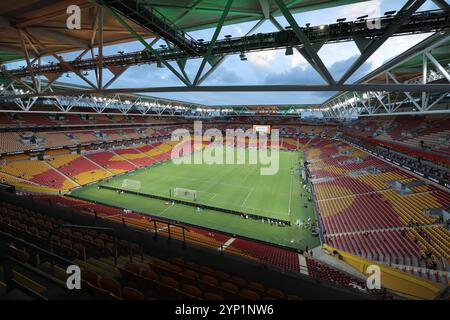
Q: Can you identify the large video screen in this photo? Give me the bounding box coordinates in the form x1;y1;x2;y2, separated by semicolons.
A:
252;125;271;134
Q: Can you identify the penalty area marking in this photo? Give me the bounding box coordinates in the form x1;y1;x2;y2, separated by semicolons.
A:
171;175;251;190
108;174;288;220
157;202;174;216
209;192;217;201
195;190;216;200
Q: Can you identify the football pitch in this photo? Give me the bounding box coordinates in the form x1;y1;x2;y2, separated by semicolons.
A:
71;148;320;250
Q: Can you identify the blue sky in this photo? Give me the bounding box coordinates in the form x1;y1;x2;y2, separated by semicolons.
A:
8;0;443;106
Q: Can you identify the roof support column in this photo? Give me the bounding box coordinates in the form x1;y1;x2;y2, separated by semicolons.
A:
422;53;428;111
193;0;234;86
337;0;426;85
107;6;192;86
197;17;266;85
387;72;421;110
98;5;104;89
17;29;38;91
273;0;335;85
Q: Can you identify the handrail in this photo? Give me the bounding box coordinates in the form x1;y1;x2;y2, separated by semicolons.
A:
0;230;74;267
138;3;198;46
147;218;191;249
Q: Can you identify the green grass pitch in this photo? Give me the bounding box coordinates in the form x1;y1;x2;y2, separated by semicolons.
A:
70;148;320;250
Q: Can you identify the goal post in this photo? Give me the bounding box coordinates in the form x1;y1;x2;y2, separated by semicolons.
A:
172;187;197;201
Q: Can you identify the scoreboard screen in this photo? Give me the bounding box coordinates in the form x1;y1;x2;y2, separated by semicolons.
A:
252;125;271;134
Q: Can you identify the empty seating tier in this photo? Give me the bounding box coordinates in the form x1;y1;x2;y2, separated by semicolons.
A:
307;138;450;271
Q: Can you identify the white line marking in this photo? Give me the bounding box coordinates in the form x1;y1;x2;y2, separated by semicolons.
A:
209;193;217;201
202;197;284;218
241;187;254;209
107;154;298;219
241;166;255;182
158;203;174;216
171;175;251;189
221;237;236;251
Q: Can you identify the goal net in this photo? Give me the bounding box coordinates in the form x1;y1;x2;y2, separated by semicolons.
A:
172;187;197;201
121;179;141;190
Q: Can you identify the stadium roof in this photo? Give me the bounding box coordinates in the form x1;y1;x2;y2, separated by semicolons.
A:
0;0;155;64
144;0;371;31
321;32;450;118
0;0;369;65
0;0;449;117
364;37;450;84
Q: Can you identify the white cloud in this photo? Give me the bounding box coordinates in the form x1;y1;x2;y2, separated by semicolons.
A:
318;42;360;67
288;52;307;69
247;50;276;69
337;0;383;19
367;33;431;69
232;25;245;37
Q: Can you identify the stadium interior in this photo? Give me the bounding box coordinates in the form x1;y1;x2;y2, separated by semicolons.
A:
0;0;449;303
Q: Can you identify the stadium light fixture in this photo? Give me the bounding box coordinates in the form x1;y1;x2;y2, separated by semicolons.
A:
285;46;294;56
384;10;396;16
